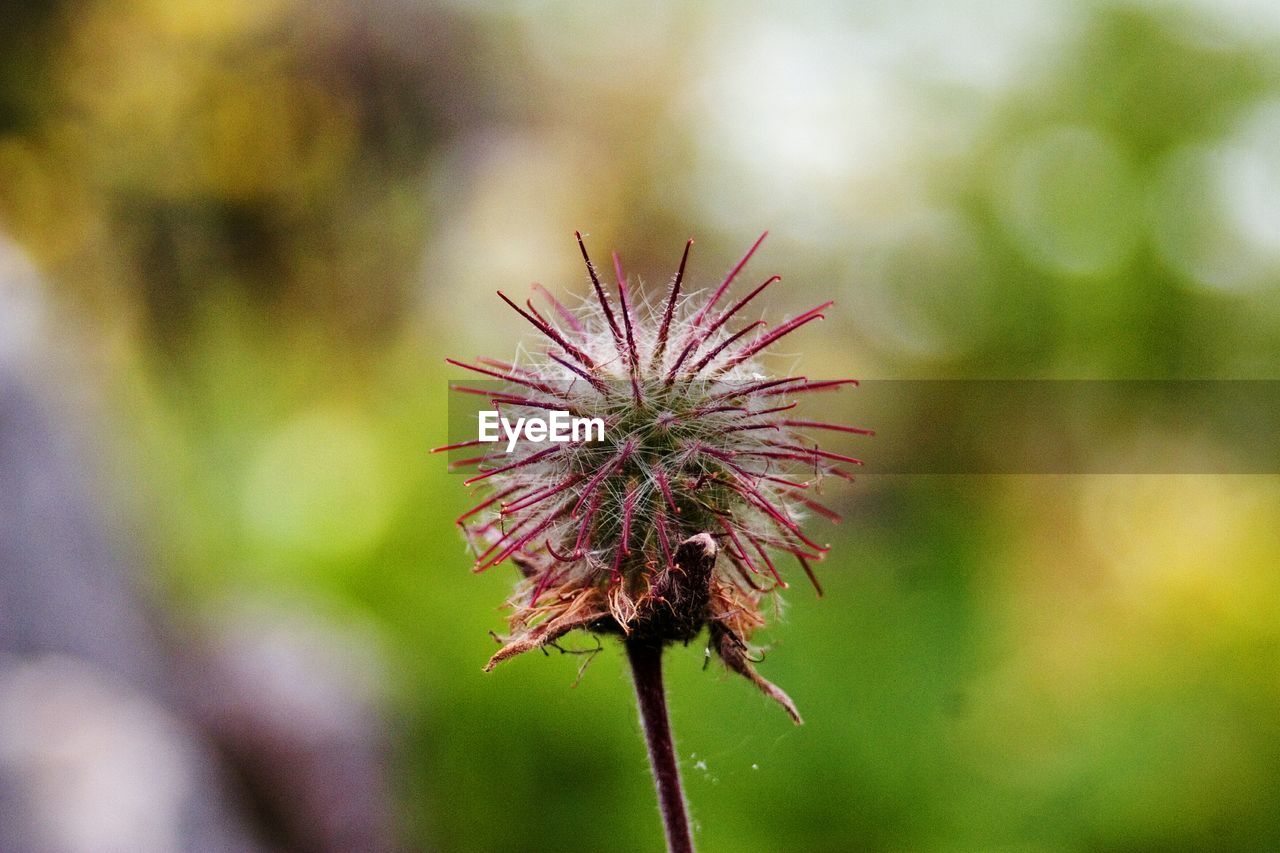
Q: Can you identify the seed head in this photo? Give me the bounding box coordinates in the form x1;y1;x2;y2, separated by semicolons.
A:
437;232;869;723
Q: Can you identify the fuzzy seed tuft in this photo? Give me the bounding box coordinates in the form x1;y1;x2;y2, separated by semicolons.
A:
439;233;868;721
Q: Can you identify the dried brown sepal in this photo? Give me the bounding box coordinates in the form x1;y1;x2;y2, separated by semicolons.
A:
708;621;803;725
484;586;610;671
488;532;803;724
626;533;716;644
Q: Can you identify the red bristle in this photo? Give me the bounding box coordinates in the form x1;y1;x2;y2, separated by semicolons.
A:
747;402;798;417
762;378;858;397
775;520;831;557
764;536;826;561
570;471;609;520
755;473;811;489
430;437;487;453
697;446;810;491
721;422;781;434
476;508;567;572
445;358;561;395
768;514;829;555
745;531;786;586
453;385;576;413
719;518;762;576
783;420;875;436
663;332;706;384
476;525;550;571
702;275;780;339
571;439;634;517
724;550;763;590
461;520;497;554
546;351;610;393
496;291;597;368
734;483;798;530
477;357;536;376
574;488;603;556
456;484;524;524
654;468;680;515
775;444;863;466
735;448;830;465
615;270;643;402
447;454;488;471
473;515;535;564
620;484;637;555
546;541;577;563
501;473;584;514
450;385;499;398
610;537;625;582
721;301;833;368
654;511;673;568
789;492;842;523
707;375;805;402
611;251;627;296
652;239;693;365
796;554;824;597
687;404;747;417
671;271;779;380
529;565;560;605
532;282;584;333
575;231;624;346
689;231;768;328
524;298;553;331
691;443;734;461
688;321;766;376
464;445;563;486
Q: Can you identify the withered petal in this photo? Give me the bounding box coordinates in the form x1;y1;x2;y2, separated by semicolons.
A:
484;589;609;671
709;621;803;725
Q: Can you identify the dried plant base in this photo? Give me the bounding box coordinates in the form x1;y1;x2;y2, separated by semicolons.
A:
486;534;803;724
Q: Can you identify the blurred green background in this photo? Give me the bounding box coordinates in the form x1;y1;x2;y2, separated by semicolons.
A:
2;0;1279;850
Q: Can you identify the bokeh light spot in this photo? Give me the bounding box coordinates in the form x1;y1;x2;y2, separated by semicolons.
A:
849;211;997;360
242;408;395;562
994;125;1138;277
1150;103;1280;295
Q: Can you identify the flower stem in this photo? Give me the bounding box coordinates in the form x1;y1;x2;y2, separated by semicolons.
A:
626;638;694;853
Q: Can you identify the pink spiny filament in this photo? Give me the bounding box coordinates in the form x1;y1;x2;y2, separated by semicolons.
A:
576;231;625;352
651;239;693;367
443;233;870;699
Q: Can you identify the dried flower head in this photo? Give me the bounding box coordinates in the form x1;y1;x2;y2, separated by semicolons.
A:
438;232;867;723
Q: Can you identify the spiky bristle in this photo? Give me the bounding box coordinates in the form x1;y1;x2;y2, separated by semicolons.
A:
441;233;866;721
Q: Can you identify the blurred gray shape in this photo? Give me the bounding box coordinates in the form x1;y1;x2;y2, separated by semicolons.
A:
0;373;267;851
0;371;168;690
0;234;404;851
0;237;264;852
185;603;399;853
0;653;263;853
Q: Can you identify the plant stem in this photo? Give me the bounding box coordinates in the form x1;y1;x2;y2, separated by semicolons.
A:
626;638;694;853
